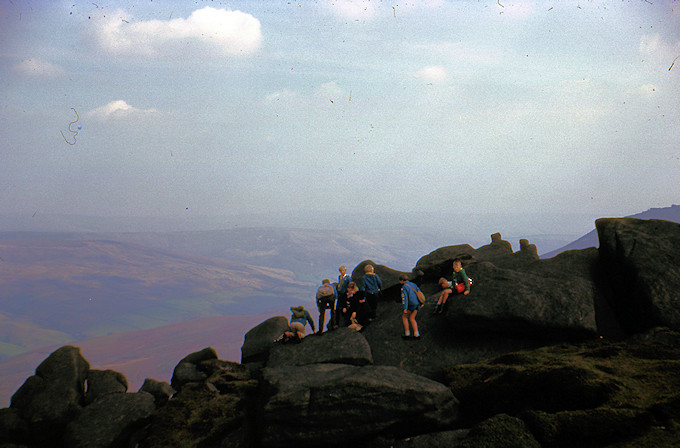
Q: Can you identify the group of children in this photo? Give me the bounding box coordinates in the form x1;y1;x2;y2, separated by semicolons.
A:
279;259;470;343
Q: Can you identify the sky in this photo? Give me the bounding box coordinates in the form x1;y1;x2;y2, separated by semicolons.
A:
1;0;679;235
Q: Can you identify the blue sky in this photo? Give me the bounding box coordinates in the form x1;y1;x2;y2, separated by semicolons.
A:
1;0;678;234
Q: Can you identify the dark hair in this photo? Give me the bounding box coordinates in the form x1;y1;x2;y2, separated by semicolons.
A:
453;258;462;264
398;274;409;281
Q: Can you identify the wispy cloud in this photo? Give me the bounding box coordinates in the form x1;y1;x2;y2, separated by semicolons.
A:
85;100;158;121
92;7;262;57
414;65;448;83
12;57;65;77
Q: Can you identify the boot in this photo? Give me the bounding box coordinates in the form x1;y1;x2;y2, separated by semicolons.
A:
432;303;441;315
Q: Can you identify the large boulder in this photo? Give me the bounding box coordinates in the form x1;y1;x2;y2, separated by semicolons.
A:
257;363;458;447
444;248;600;338
64;392;156;448
138;379;175;407
10;345;89;446
267;327;373;368
84;369;128;404
170;347;218;392
241;316;291;365
596;218;680;333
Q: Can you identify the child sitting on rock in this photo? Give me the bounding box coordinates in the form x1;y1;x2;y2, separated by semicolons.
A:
433;258;470;315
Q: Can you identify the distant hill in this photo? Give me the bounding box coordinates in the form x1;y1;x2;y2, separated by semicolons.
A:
0;312;279;407
541;205;680;258
0;235;310;359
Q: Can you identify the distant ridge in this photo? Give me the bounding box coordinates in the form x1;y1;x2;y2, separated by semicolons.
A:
541;205;680;258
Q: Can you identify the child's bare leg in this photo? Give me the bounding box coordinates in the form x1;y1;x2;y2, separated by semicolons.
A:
402;311;411;336
440;289;451;305
409;310;419;337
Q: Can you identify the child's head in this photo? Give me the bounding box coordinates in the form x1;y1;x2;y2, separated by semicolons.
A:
438;277;449;287
347;282;358;292
453;258;463;272
322;279;331;285
339;266;346;275
364;264;374;274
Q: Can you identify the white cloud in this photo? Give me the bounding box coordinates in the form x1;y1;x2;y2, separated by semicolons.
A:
12;57;65;77
328;0;378;21
93;7;262;56
414;65;448;83
85;100;158;121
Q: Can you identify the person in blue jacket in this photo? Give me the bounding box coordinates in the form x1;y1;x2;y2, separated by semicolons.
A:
360;264;383;319
399;274;422;339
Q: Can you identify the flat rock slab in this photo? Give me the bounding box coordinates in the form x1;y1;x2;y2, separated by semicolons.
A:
258;363;458;447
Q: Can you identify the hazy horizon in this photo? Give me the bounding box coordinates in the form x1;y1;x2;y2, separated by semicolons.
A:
1;1;678;230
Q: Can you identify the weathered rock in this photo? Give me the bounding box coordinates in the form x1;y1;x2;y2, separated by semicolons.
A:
64;392;156;448
258;364;458;447
139;379;175;407
522;408;652;447
456;413;541;448
414;244;476;276
390;429;470;447
10;345;89;446
444;248;600;338
84;369;128;404
241;316;290;365
443;328;680;446
170;347;218;392
266;327;373;368
140;359;257;448
596;217;680;333
0;407;29;445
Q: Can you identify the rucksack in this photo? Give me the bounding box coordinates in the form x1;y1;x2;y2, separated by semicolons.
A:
316;284;335;299
291;306;306;319
405;283;426;304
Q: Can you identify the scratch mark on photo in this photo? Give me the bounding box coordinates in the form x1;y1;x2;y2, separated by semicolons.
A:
60;107;80;145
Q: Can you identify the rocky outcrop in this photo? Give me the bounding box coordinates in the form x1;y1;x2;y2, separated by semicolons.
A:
140;353;258;448
9;345;89;446
2;345;172;448
3;217;680;448
443;327;680;447
596;218;680;333
257;364;458;447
